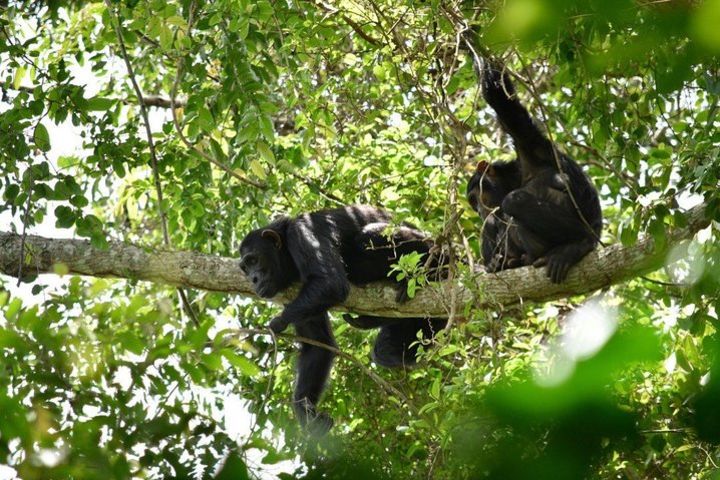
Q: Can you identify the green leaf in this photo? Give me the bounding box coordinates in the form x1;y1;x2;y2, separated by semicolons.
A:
215;453;249;480
202;353;223;371
3;184;19;202
691;0;720;52
119;332;145;355
249;159;267;180
13;65;25;90
54;205;76;228
222;349;260;376
165;15;187;29
33;123;51;152
159;24;173;50
4;298;23;322
256;141;275;164
430;377;441;399
86;97;116;111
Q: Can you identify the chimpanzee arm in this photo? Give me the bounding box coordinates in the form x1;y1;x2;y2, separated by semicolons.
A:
481;62;556;166
269;223;350;334
481;214;502;267
293;313;336;435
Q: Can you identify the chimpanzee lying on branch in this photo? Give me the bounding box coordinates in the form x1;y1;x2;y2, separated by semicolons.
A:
239;205;445;434
467;60;602;283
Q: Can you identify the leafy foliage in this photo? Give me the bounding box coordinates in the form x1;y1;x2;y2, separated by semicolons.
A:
0;0;719;478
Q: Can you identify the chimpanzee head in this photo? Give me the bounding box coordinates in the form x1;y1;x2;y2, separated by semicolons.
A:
239;224;296;298
466;160;522;217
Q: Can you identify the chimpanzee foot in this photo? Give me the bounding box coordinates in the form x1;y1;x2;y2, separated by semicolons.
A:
532;254;572;283
544;253;573;284
371;326;417;369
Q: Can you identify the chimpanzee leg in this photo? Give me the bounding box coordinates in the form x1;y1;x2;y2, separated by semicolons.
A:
508;222;548;265
293;313;337;434
372;318;447;368
503;189;596;283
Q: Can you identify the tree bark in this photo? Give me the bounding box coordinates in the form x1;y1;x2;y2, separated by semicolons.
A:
0;205;710;318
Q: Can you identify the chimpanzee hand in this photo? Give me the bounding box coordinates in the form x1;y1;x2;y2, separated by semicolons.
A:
487;254;523;273
550;172;571;192
533;253;573;284
482;61;516;102
268;314;290;334
294;398;334;436
306;411;334;436
395;281;410;303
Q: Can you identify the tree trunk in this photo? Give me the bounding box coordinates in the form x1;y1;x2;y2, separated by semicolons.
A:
0;204;710;318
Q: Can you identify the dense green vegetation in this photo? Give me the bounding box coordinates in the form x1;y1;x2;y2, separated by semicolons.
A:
1;0;719;478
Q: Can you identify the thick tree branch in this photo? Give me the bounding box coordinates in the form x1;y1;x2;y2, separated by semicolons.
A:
140;95;185;108
0;205;711;317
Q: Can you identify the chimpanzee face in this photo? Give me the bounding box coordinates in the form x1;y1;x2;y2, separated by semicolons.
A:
467;162;501;217
239;228;290;298
467;161;521;217
466;170;484;215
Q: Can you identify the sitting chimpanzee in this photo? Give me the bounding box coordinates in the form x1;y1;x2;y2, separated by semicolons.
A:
467;59;602;283
239;205;446;433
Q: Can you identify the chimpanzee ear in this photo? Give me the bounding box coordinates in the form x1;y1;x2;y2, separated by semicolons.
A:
476;161;490;173
261;229;283;249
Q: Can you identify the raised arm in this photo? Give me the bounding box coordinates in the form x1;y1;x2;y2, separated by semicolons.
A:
481;61;556;167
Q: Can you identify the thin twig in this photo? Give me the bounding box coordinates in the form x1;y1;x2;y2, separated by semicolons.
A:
232;327;416;412
311;0;382;46
104;0;200;326
288;171;345;205
639;428;691;434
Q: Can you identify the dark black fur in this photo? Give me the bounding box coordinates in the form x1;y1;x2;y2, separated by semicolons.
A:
239;205;446;433
466;159;524;272
468;61;602;283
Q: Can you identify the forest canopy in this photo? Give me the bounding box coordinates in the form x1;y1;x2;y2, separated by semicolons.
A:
0;0;719;478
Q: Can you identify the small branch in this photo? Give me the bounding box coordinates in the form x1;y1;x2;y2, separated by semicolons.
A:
310;0;382;47
288;171;345;205
232;327;414;410
5;86;297;135
105;0;199;325
340;14;382;46
140;95;186;108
